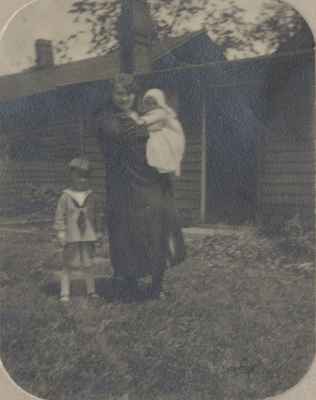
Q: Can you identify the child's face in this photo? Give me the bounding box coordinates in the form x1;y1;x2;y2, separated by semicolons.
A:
142;96;158;113
71;169;89;191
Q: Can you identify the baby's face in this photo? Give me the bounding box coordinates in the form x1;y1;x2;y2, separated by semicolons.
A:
142;96;158;113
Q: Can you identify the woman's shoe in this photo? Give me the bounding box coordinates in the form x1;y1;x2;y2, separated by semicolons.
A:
125;277;139;300
150;288;167;300
159;291;167;300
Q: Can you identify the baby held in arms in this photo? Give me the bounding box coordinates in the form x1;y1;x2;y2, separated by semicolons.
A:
136;88;186;176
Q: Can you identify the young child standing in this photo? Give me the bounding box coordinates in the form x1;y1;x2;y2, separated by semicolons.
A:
54;158;102;302
137;88;186;177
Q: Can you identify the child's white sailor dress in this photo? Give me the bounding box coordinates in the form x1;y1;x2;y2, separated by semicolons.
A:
54;189;100;269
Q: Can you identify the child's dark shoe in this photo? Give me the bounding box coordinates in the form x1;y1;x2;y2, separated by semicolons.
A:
88;292;100;300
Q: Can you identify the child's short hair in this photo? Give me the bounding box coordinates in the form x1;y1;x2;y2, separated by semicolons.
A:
68;158;91;175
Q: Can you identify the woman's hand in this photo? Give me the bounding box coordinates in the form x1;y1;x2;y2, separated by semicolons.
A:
116;112;149;140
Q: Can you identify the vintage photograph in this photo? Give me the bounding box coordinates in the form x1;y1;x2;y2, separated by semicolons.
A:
0;1;315;400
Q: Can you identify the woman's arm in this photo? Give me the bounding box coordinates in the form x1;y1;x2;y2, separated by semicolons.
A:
118;112;150;140
95;107;150;144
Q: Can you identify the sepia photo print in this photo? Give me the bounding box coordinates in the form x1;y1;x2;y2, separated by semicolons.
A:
0;1;315;400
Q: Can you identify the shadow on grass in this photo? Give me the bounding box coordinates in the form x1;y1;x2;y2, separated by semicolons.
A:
1;226;315;400
42;277;154;304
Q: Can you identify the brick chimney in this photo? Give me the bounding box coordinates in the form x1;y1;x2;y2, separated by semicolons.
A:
35;39;54;68
119;0;153;73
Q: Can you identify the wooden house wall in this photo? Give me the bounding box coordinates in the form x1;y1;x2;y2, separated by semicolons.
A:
173;83;202;223
204;84;258;224
81;121;106;212
0;119;106;217
256;53;315;230
0;120;82;212
258;138;314;229
0;104;203;225
174;135;202;223
1;49;314;228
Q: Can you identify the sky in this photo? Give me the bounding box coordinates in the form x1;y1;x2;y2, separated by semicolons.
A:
0;0;304;76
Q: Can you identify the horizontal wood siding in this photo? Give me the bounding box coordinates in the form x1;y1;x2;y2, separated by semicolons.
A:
0;121;82;211
176;80;204;223
257;50;315;230
174;134;201;222
1;111;202;225
258;138;315;229
0;160;70;211
82;129;106;213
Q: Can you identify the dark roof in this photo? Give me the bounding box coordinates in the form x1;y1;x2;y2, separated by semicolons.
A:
0;51;119;103
0;30;225;131
0;80;112;132
0;30;223;102
151;30;220;61
0;28;313;137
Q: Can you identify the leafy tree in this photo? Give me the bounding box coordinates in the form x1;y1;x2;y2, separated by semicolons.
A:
249;0;305;53
55;0;305;62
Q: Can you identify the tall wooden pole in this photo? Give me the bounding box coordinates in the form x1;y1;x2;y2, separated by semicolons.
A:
200;88;207;223
119;0;152;73
119;0;135;72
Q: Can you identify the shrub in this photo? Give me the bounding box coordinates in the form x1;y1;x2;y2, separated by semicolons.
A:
279;214;314;259
17;183;60;218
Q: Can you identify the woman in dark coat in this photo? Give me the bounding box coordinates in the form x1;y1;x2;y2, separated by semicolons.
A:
95;74;185;299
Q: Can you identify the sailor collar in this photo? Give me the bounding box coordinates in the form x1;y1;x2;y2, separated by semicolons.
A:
63;189;92;208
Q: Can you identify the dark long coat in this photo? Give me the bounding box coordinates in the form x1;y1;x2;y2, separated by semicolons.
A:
95;104;185;279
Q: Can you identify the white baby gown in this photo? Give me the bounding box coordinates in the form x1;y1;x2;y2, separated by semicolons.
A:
141;89;186;176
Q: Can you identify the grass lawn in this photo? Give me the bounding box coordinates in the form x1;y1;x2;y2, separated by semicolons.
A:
0;223;314;400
